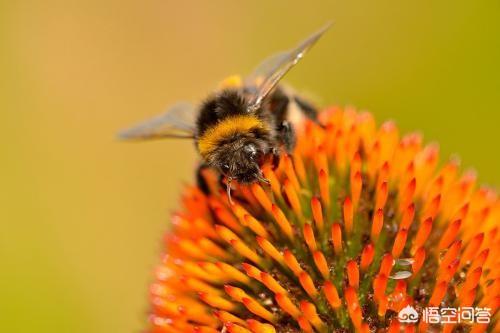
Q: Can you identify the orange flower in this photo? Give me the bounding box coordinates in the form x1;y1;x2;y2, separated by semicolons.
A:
147;108;499;333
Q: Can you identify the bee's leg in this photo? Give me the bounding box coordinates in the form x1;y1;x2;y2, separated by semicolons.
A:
278;120;296;153
294;95;319;123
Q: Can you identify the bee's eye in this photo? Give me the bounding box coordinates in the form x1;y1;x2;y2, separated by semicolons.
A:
244;144;257;158
221;164;230;173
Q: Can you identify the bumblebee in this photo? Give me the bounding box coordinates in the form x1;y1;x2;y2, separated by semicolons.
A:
119;24;331;201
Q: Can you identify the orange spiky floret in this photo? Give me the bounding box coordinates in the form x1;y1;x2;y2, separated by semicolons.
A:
148;107;499;332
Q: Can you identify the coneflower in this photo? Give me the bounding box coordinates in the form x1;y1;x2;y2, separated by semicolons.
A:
147;107;499;333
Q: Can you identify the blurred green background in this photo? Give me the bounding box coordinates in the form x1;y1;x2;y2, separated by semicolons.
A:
1;1;499;332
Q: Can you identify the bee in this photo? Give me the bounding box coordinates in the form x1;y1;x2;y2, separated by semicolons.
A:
119;24;331;202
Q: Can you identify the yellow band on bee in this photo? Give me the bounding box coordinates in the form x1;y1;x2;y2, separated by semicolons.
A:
198;115;266;157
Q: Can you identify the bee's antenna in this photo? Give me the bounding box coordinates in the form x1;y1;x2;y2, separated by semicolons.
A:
226;177;234;205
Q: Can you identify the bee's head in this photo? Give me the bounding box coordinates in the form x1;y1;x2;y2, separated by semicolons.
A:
213;136;268;184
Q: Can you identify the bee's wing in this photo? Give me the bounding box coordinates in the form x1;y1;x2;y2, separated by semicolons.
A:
244;51;288;90
245;23;331;112
118;102;197;140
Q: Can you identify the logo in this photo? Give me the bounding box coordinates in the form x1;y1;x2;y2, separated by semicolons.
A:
398;305;419;323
